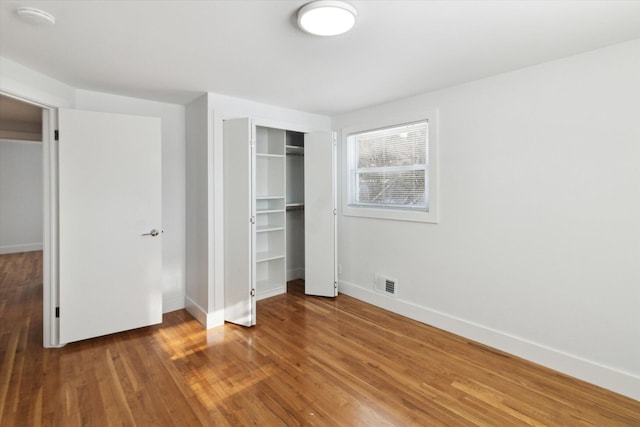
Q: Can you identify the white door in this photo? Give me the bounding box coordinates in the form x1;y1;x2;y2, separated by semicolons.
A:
305;132;337;297
223;118;256;326
58;109;162;344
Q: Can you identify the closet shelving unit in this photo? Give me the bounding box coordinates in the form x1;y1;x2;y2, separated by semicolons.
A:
223;117;336;327
255;126;286;293
285;132;305;211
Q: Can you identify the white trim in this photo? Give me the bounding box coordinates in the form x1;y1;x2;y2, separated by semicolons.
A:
206;309;224;329
341;109;439;224
162;294;185;313
212;108;225;327
256;286;286;301
185;296;207;326
42;107;59;348
185;296;224;329
0;243;43;254
339;279;640;401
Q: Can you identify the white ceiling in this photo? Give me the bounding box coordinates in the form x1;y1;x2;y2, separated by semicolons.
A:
1;1;640;115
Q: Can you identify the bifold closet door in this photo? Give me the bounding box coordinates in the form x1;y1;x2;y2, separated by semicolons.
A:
223;118;256;326
304;132;337;297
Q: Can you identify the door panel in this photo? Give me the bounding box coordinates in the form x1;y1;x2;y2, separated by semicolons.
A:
58;109;162;344
304;132;337;297
223;118;255;326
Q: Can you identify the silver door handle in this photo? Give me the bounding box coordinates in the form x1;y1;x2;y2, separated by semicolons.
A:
142;229;160;237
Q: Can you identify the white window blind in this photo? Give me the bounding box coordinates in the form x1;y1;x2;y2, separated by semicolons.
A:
348;120;428;210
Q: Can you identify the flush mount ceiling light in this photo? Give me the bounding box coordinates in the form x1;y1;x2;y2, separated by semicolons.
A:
16;7;56;25
298;1;357;36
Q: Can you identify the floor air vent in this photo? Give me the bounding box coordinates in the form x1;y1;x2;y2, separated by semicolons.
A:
375;274;397;297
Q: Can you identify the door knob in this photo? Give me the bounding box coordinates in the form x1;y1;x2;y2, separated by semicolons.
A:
142;229;160;237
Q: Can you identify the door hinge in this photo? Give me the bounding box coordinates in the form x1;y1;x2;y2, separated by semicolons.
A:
332;133;337;145
250;288;256;297
54;130;59;141
250;216;255;224
55;307;60;318
333;208;337;215
334;281;337;289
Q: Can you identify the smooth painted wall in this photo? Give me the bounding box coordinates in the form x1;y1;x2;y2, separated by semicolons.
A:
185;94;211;322
0;57;74;108
0;140;43;253
75;89;186;313
332;39;640;399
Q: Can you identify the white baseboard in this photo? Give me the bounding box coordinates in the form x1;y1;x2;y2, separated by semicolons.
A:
163;294;185;313
185;296;224;329
339;280;640;401
0;243;43;254
257;286;286;301
287;268;305;281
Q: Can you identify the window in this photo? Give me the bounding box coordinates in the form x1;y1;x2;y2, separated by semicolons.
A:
343;111;438;223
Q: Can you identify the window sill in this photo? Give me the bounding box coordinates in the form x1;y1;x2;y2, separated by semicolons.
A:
343;205;438;223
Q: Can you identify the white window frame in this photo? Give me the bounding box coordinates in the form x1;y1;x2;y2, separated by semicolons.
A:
341;109;439;223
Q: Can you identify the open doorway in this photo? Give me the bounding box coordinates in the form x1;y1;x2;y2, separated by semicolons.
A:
0;94;45;345
0;94;44;255
0;92;57;348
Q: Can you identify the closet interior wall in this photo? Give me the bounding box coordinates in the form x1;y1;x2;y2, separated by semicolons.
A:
285;131;305;282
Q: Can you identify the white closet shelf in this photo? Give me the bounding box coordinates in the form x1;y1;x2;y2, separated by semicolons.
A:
286;202;304;210
256;224;285;233
256;251;285;262
256;209;284;215
256;197;285;202
256;153;284;158
256;209;284;214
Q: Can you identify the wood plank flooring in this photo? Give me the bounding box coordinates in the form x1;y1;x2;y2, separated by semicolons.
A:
1;251;639;426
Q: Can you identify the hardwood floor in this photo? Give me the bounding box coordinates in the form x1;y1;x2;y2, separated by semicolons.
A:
1;251;638;426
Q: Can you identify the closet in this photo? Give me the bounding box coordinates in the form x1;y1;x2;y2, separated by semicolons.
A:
223;118;336;326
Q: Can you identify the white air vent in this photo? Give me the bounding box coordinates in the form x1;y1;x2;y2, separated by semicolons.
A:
375;274;397;297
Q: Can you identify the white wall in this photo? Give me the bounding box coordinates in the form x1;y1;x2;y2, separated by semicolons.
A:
332;39;640;399
75;89;186;313
286;152;305;280
0;140;43;253
185;93;331;327
185;94;211;325
0;57;74;108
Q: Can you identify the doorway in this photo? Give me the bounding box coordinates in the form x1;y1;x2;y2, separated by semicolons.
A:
1;92;57;347
0;95;44;255
0;94;45;343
